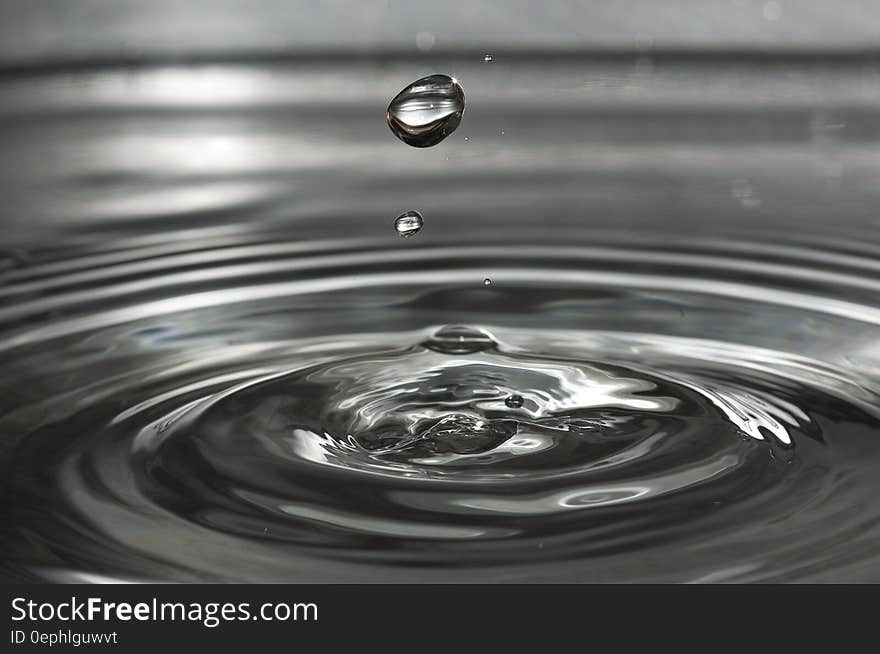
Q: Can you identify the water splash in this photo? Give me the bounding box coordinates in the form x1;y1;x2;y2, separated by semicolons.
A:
5;238;880;582
422;325;497;354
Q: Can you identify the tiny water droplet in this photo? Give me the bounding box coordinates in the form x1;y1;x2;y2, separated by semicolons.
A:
422;325;497;355
415;31;436;51
483;53;494;63
394;210;423;237
484;278;492;286
505;394;524;408
464;136;469;141
386;74;465;148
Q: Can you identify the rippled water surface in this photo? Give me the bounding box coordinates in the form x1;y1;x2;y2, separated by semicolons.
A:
3;55;880;582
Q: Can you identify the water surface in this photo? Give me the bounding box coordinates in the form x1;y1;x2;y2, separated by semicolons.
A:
2;54;880;582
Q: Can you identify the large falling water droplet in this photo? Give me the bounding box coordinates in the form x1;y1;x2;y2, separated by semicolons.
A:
422;325;497;355
386;74;465;148
394;210;423;237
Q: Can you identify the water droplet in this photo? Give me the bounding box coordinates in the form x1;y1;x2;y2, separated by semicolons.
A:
386;74;465;148
483;278;492;286
422;325;497;355
762;1;782;21
415;31;436;51
394;210;423;237
483;53;494;63
464;136;469;141
505;394;524;408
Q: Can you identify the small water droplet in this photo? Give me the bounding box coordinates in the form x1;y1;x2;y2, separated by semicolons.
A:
386;75;465;148
483;53;494;63
483;278;492;286
415;31;436;51
505;394;524;408
422;325;497;355
394;210;423;237
464;136;469;141
762;1;782;21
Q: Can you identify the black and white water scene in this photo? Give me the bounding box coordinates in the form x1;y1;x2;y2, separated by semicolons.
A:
3;1;880;583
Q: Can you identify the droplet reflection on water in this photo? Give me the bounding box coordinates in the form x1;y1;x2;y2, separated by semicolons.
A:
386;74;465;147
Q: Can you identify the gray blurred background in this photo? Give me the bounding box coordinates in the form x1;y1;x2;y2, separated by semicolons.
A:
1;0;878;67
2;1;879;247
